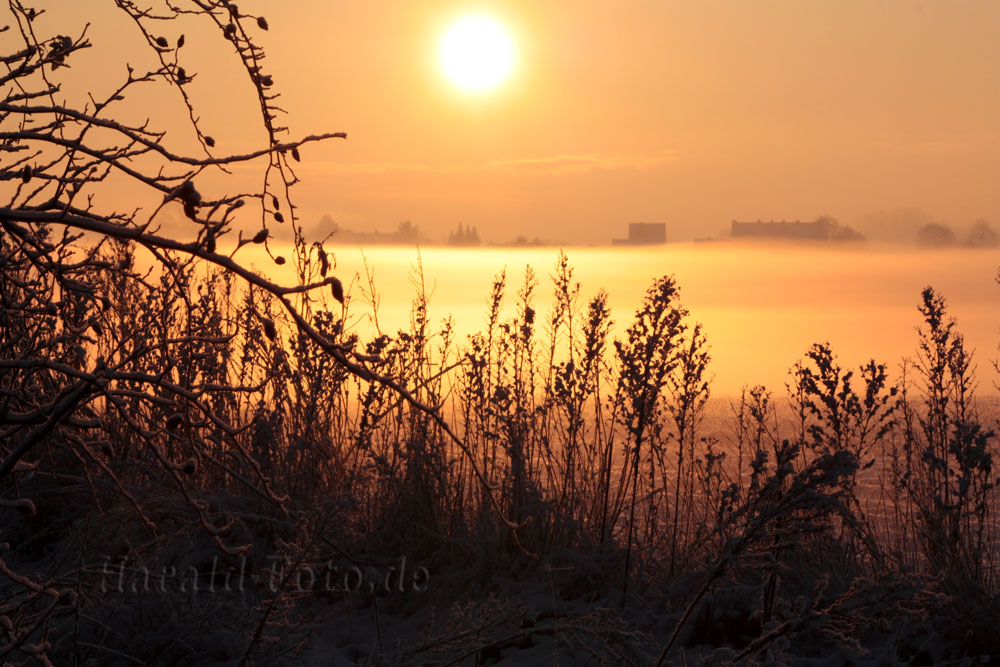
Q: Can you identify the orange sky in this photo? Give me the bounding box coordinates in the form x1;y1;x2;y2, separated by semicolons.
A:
41;1;1000;244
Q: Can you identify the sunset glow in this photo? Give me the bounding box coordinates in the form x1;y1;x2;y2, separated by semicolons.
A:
5;3;1000;663
438;14;514;92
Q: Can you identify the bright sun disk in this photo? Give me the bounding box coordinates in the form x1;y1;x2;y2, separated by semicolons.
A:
439;15;514;92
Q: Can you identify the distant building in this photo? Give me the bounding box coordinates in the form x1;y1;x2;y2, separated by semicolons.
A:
612;222;667;245
731;218;833;241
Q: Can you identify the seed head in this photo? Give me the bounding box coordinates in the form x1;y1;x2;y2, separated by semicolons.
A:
329;277;344;304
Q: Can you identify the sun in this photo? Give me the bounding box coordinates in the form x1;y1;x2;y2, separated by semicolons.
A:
439;15;515;93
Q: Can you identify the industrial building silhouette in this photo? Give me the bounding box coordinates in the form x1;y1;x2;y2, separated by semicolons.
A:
731;219;833;240
611;222;667;245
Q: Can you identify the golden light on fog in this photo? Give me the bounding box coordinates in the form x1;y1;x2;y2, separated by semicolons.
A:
438;14;514;92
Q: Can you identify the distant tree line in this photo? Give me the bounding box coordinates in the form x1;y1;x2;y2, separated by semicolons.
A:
315;217;425;245
504;235;546;247
816;215;865;241
917;219;998;248
447;222;481;246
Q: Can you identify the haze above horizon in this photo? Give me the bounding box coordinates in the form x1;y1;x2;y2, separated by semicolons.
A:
50;1;1000;245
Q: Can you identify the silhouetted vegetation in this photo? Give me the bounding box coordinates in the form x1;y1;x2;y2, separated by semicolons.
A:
447;222;481;246
321;217;428;245
917;222;958;247
2;5;999;666
967;219;999;248
500;234;546;247
817;215;866;241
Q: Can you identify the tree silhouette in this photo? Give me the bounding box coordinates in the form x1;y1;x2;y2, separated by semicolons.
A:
916;222;957;247
966;219;998;248
395;219;419;242
447;221;481;246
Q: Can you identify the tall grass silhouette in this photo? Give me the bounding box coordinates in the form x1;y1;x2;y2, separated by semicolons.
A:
2;244;998;663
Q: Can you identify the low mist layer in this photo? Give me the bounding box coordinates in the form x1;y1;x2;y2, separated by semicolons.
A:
244;242;999;395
